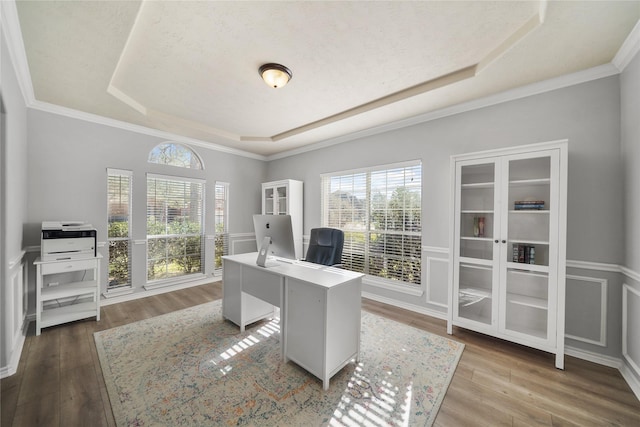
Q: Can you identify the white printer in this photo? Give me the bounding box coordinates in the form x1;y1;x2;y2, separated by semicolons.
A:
41;221;97;261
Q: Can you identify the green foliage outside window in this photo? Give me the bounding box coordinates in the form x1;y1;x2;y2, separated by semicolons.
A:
108;221;130;287
328;183;422;286
147;219;203;281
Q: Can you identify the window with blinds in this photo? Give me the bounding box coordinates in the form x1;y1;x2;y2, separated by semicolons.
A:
321;161;422;286
107;169;132;289
147;174;205;281
214;182;229;275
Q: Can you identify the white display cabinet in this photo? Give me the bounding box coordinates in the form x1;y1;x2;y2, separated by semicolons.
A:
261;179;303;259
448;140;567;369
34;255;102;336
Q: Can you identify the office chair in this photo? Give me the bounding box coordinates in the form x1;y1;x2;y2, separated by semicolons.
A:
305;227;344;266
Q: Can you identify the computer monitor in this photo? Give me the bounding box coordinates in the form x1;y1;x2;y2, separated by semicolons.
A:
253;214;296;260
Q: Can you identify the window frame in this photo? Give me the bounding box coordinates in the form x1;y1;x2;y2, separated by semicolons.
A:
146;173;206;285
321;160;423;294
106;168;133;291
214;181;230;275
148;142;204;170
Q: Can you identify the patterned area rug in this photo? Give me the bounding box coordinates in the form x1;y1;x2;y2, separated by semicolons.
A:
94;300;463;426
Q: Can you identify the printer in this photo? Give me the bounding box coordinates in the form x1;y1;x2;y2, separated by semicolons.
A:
41;221;97;261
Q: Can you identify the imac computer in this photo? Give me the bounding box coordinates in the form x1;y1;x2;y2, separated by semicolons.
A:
253;214;296;266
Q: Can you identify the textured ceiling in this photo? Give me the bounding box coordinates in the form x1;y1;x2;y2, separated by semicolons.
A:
13;0;640;157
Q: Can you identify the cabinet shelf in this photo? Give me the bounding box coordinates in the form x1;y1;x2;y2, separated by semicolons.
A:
509;178;550;187
40;302;99;328
509;210;549;214
459;257;493;267
461;210;494;214
461;182;494;189
461;236;493;242
509;239;549;246
459;287;491;307
41;281;98;302
507;262;549;273
507;293;547;310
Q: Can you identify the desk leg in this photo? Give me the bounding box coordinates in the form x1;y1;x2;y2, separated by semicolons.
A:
281;278;287;362
323;377;329;391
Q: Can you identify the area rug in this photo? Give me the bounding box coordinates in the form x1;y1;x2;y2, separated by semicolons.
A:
94;300;464;426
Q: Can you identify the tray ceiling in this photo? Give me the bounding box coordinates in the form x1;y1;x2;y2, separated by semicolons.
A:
13;0;640;156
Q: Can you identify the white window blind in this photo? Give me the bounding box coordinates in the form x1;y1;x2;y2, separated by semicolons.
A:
147;174;205;281
321;161;422;286
214;182;229;274
107;169;132;289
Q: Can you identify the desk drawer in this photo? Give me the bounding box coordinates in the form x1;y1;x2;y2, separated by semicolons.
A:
41;259;96;275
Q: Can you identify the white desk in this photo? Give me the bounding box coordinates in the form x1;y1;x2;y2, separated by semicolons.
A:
222;252;364;390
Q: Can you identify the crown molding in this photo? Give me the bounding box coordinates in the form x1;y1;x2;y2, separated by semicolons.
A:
613;19;640;72
29;100;267;161
267;62;620;161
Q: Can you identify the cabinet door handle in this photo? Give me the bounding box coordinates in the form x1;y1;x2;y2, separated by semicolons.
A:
502;240;507;244
494;240;499;243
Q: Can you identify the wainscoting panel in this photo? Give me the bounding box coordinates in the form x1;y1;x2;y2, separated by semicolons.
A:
425;256;448;308
1;252;27;378
623;283;640;380
565;275;607;346
230;233;257;255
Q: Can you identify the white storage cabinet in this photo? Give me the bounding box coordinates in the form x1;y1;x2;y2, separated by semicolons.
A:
447;140;567;368
262;179;303;259
34;255;102;335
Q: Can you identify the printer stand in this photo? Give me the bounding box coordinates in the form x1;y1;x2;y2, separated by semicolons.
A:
34;256;102;336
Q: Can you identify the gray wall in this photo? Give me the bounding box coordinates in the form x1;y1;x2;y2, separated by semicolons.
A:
26;109;267;304
267;75;626;358
622;51;640;274
1;30;29;369
621;49;640;385
269;76;624;262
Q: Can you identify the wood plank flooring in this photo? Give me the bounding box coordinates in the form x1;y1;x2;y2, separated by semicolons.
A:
2;282;639;426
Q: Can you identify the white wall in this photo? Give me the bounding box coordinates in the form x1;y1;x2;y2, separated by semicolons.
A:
267;75;627;359
621;48;640;391
1;25;29;375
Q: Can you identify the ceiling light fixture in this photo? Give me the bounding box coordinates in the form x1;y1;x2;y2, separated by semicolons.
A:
259;63;292;88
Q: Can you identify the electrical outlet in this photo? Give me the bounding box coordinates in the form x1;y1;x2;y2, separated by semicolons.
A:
48;282;59;287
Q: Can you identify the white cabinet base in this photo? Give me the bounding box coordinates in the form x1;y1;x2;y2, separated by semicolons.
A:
34;256;101;336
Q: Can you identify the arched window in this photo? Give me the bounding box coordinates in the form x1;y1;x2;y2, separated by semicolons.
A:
148;142;203;170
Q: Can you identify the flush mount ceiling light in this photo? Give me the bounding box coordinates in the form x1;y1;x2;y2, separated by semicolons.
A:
259;63;292;88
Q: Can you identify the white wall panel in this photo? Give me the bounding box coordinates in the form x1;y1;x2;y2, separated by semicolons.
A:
565;275;607;346
425;256;448;308
623;284;640;377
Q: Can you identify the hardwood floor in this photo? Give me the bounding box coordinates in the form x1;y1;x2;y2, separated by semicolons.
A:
2;282;639;426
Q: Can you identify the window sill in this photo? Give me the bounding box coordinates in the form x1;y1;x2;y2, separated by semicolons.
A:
144;273;207;291
363;276;424;296
102;287;134;299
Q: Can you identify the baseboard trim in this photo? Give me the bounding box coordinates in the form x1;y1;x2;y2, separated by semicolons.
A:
101;276;221;306
0;319;28;379
564;346;622;369
620;363;640;401
361;291;447;321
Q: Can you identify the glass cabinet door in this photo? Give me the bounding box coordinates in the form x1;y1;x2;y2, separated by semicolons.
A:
501;152;556;342
454;161;500;327
264;187;275;215
276;186;288;215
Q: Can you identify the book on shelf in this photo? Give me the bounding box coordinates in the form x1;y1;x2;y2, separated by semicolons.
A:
514;200;545;210
512;244;536;264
